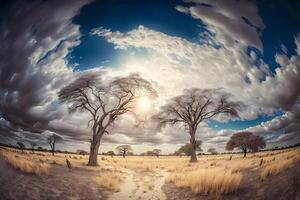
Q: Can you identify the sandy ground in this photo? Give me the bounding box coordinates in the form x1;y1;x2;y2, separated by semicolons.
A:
0;155;168;200
108;169;168;200
0;158;110;200
162;160;300;200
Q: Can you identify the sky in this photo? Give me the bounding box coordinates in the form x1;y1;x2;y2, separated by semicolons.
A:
0;0;300;154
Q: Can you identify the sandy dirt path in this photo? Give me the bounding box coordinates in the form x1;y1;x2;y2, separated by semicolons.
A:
108;169;168;200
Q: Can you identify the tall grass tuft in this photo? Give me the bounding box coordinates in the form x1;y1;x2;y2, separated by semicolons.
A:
167;168;242;194
95;170;123;192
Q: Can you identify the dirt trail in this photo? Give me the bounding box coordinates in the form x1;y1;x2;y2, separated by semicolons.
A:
108;169;168;200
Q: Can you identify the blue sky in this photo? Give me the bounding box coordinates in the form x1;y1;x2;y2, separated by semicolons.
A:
69;0;300;72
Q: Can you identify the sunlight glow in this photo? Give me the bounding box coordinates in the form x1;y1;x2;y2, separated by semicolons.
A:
138;97;151;112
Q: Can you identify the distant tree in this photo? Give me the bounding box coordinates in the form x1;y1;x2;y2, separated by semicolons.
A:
154;89;241;162
106;151;115;156
152;149;162;157
226;131;266;157
48;134;61;156
116;145;132;158
59;73;157;166
77;150;88;155
37;146;43;151
140;152;146;156
145;150;155;156
30;142;37;153
207;147;218;155
175;140;202;156
17;142;25;153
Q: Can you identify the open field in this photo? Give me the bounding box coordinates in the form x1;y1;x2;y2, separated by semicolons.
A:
0;147;300;200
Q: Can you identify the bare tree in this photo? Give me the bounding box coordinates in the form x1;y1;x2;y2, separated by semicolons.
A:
48;134;60;156
154;89;241;162
226;131;266;157
17;142;25;153
207;147;218;155
30;142;37;153
116;145;132;158
59;73;157;166
152;149;162;157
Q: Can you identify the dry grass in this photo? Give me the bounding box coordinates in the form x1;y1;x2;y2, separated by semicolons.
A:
1;146;299;194
94;169;123;192
168;167;242;194
1;150;50;176
260;148;300;181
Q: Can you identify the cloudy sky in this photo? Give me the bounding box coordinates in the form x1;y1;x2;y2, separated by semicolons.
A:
0;0;300;154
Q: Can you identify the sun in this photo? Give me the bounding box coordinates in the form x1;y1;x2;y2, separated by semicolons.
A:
138;97;151;112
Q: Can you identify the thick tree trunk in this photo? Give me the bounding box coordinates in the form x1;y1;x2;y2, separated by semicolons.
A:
122;151;125;158
88;138;101;166
189;129;197;163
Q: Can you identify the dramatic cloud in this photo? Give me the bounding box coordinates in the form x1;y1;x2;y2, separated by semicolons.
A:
91;3;300;150
247;104;300;147
92;26;300;116
0;0;299;153
0;0;92;144
176;0;265;51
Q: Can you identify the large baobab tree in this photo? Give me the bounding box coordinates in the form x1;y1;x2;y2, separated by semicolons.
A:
116;145;132;158
226;131;266;157
154;89;241;162
59;73;157;166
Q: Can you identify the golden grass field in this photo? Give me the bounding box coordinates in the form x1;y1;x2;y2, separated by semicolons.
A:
0;146;299;197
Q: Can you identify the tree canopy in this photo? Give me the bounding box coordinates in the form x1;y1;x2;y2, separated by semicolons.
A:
59;73;157;166
116;145;132;158
154;88;241;162
226;131;266;157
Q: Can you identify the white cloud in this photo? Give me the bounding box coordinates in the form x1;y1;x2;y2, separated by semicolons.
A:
176;0;265;51
1;0;300;153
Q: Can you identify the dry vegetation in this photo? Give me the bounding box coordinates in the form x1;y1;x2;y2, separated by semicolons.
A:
1;146;299;196
260;148;300;181
0;150;50;176
94;169;123;192
168;168;241;194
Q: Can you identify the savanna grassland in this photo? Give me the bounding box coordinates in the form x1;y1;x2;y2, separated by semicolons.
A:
0;146;300;200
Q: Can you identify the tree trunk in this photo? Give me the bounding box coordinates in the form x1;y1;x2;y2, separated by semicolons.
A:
122;151;125;158
88;138;101;166
189;130;197;163
52;142;55;156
